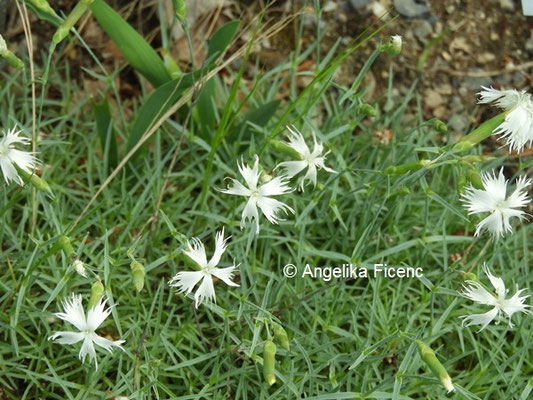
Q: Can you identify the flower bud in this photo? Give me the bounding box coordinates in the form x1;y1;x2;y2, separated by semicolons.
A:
430;119;448;133
16;168;53;195
131;260;146;293
384;160;431;175
53;0;94;44
357;103;377;117
271;322;290;351
172;0;188;23
263;340;277;386
415;340;455;393
380;35;402;55
88;277;105;309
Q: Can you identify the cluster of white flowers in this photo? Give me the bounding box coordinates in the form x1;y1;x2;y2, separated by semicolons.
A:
456;86;532;332
169;125;336;307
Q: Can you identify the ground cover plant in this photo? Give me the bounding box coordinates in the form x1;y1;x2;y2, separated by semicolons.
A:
1;1;532;399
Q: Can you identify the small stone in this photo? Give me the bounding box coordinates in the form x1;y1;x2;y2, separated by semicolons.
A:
449;37;471;54
393;0;431;18
323;1;337;12
350;0;371;10
499;0;514;11
425;89;444;108
448;114;469;133
489;31;499;41
370;1;387;17
414;20;433;41
478;52;496;63
433;106;447;119
436;83;453;95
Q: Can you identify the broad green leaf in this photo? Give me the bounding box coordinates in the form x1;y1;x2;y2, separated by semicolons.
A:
93;99;118;169
206;20;240;61
126;68;209;155
90;0;172;87
195;77;217;139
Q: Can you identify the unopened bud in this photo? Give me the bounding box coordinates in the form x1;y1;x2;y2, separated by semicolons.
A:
88;277;105;309
415;340;455;393
380;35;402;55
53;0;94;44
431;119;448;133
357;103;377;117
384;160;431;175
271;322;290;351
263;340;277;386
131;260;146;293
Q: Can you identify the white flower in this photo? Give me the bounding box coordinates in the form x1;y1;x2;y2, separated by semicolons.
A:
276;126;336;191
459;264;530;331
168;228;239;308
220;155;294;233
478;86;533;152
461;168;530;237
48;294;125;369
390;35;402;54
0;127;38;185
72;259;87;278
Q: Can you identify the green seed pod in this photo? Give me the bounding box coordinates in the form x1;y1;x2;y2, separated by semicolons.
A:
271;322;290;351
357;103;377;117
130;260;146;293
452;112;506;153
430;119;448;133
88;277;104;309
415;340;455;393
263;340;277;386
384;160;431;175
53;0;94;44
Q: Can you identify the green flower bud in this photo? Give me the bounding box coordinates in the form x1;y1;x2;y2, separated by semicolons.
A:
131;260;146;293
271;322;290;351
88;277;104;309
431;119;448;133
466;167;484;190
58;236;75;259
457;270;477;282
263;340;277;386
415;340;455;393
172;0;188;23
357;103;377;117
384;160;431;175
53;0;94;44
380;35;402;55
